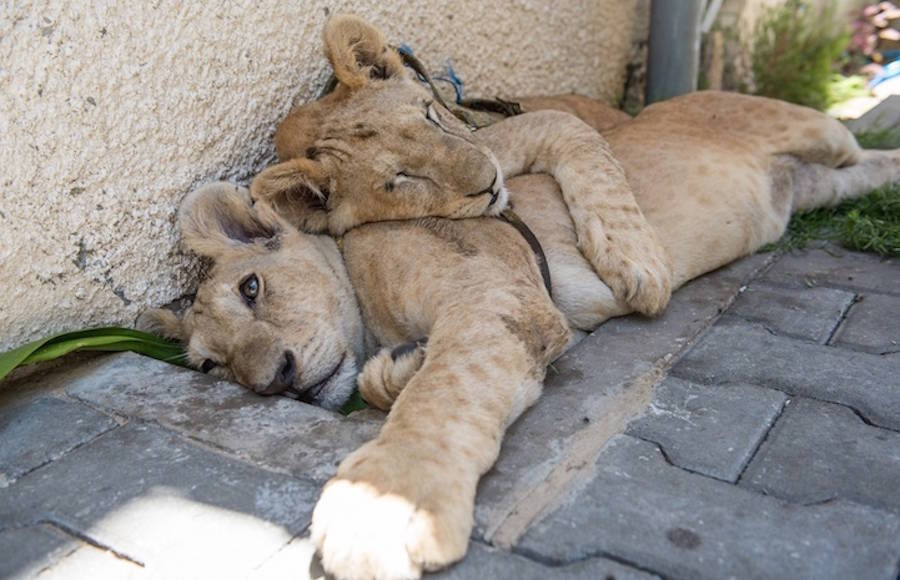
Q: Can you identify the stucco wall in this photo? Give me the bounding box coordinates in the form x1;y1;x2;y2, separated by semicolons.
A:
0;1;636;352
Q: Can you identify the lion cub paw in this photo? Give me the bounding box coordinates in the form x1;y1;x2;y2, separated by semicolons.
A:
311;443;470;580
580;219;673;316
357;340;427;411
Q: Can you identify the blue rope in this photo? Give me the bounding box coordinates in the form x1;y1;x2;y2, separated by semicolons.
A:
434;60;465;103
399;44;465;102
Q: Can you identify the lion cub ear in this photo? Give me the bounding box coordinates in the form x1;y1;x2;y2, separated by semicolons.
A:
249;158;331;234
323;14;405;89
179;182;284;260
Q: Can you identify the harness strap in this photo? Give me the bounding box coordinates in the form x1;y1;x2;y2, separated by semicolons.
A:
499;209;552;297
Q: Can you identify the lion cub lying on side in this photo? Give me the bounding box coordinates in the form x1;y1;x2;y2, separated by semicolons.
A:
143;15;899;580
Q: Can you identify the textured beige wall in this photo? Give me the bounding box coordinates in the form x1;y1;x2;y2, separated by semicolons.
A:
0;1;636;351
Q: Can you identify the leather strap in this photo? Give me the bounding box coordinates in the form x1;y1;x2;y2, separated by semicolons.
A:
499;209;552;297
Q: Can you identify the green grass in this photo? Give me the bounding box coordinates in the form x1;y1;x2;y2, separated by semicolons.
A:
764;182;900;256
854;128;900;150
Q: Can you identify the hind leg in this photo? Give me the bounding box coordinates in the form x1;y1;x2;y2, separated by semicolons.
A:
752;149;900;254
787;149;900;212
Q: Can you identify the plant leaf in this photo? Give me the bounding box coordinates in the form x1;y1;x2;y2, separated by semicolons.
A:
0;327;187;382
338;390;368;415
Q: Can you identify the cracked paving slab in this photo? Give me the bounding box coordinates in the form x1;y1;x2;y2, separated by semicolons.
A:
517;435;900;580
0;422;318;578
0;524;142;580
724;282;855;343
0;396;117;486
672;321;900;430
760;245;898;296
65;352;381;484
626;377;786;481
432;541;659;579
741;397;900;512
830;292;900;354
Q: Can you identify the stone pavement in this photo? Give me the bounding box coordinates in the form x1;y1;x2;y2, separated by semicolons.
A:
1;243;898;579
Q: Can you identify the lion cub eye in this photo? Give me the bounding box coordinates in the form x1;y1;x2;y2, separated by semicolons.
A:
239;274;260;304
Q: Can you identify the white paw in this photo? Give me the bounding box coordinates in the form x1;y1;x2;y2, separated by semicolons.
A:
311;473;468;580
311;479;423;580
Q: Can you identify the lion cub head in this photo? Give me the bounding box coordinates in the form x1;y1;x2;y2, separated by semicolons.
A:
249;14;508;234
140;182;363;410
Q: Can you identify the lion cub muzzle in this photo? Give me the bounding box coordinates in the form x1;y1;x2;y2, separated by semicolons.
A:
256;351;297;395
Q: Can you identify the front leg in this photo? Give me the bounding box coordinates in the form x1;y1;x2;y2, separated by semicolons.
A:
311;310;566;579
477;111;673;315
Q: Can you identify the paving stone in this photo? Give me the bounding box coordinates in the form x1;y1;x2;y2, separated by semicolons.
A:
0;525;73;579
762;245;898;295
250;535;319;580
0;525;141;580
0;396;117;486
832;292;900;354
518;435;900;580
0;423;317;578
626;378;786;481
25;540;143;579
846;94;900;132
0;354;109;410
724;282;855;343
673;321;900;430
65;352;380;483
250;538;658;580
475;254;770;538
432;542;659;580
741;398;900;512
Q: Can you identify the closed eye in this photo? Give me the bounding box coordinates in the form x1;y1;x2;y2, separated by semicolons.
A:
426;104;444;129
395;171;435;186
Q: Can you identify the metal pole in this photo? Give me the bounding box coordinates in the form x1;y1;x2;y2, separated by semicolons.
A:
646;0;704;104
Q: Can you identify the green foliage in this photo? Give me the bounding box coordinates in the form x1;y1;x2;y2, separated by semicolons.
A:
0;327;188;382
826;74;870;105
751;0;849;110
854;127;900;150
763;182;900;256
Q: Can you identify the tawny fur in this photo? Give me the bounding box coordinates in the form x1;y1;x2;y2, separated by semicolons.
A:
357;344;427;412
254;14;673;318
142;15;900;580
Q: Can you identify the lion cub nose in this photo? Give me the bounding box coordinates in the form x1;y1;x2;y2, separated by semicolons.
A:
258;351;297;395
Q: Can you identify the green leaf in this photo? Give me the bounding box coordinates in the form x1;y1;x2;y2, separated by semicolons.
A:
0;327;187;382
338;389;368;415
